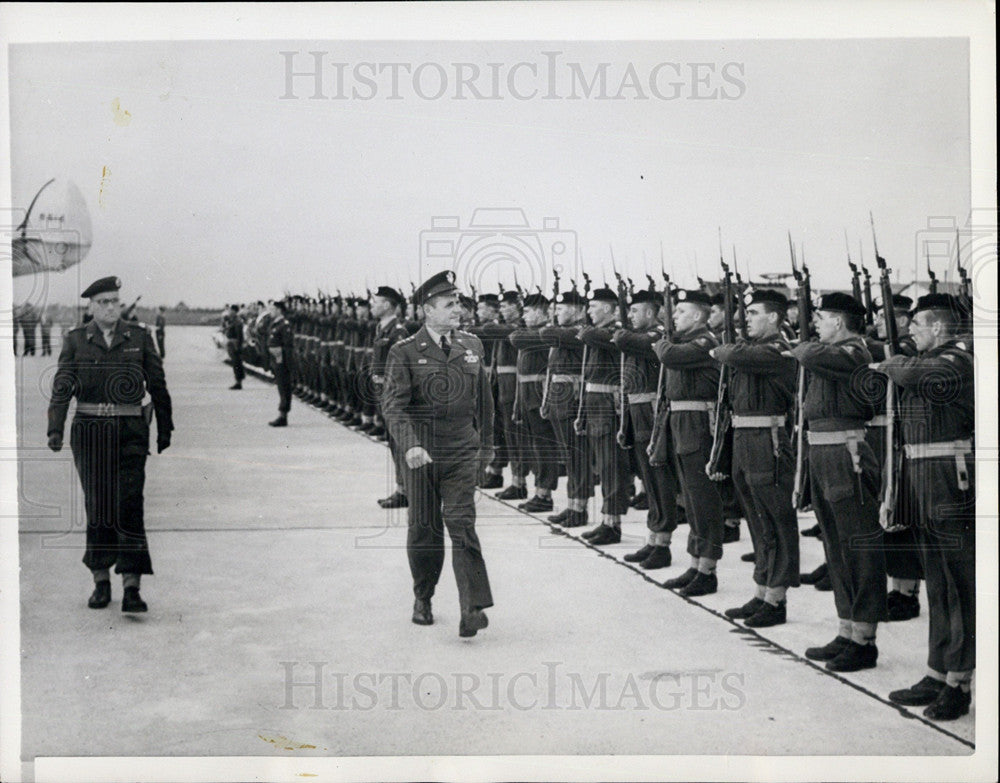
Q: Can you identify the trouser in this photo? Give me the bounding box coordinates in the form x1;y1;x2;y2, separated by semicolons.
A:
71;416;153;575
156;331;165;358
274;360;293;414
226;339;245;382
808;439;887;623
731;428;800;588
498;397;529;479
671;411;725;560
866;427;923;580
630;403;680;542
718;478;744;521
586;413;631;516
403;454;494;611
551;417;593;499
523;407;559;491
909;456;975;673
41;330;52;355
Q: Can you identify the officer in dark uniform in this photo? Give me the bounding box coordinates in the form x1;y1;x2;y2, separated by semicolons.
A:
47;276;173;612
612;288;680;570
653;290;725;596
713;289;799;626
222;304;245;389
538;290;594;527
382;271;495;638
371;286;412;508
471;293;505;488
875;294;975;721
267;299;295;427
867;294;923;622
791;292;886;672
508;292;560;513
577;287;632;546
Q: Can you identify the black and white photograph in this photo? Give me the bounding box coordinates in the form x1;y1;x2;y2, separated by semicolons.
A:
1;3;996;782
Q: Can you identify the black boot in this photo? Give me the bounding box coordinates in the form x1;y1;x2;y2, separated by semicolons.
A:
663;568;698;590
679;571;718;597
725;596;765;620
744;600;787;628
805;635;851;661
923;684;971;721
269;415;288;427
889;676;946;707
623;544;654;563
587;524;622;546
121;586;148;613
639;545;672;570
825;640;877;672
88;581;111;609
886;590;920;622
412;598;433;626
496;484;528;501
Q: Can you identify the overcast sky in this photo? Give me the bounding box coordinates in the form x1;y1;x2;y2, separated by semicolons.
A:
10;38;970;307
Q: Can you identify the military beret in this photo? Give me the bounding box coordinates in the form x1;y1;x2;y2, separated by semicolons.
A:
523;292;550;307
709;292;726;306
555;290;587;306
817;291;867;316
355;297;371;307
477;293;500;305
412;270;458;306
873;294;913;312
458;294;476;310
675;289;712;307
629;289;661;306
375;286;404;306
81;276;121;299
912;293;961;315
745;289;788;308
273;300;288;313
588;287;618;304
501;290;521;304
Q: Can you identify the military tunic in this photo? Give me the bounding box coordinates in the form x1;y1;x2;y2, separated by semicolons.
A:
509;326;560;492
48;319;173;574
268;313;295;415
382;325;495;611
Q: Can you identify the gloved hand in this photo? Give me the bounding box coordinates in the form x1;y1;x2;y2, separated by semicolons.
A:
47;433;63;452
157;436;171;454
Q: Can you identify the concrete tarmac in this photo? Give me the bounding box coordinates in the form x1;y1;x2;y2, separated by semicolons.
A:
14;326;975;769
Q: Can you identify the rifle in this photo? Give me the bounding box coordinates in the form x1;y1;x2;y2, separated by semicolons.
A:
611;246;630;448
955;227;972;325
733;245;748;340
538;266;560;418
861;265;875;330
872;212;904;531
121;295;142;320
470;283;480;326
926;245;938;295
789;233;812;510
647;246;674;464
706;246;735;478
847;231;864;305
573;273;592;435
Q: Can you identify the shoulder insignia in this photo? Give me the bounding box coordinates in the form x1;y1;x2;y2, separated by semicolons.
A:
396;333;417;346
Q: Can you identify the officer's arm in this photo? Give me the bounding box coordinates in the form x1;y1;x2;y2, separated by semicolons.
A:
47;333;77;437
143;329;174;436
791;341;868;380
382;345;422;454
653;335;718;368
878;350;973;391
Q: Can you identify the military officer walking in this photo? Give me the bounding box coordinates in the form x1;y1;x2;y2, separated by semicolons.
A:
382;271;495;637
47;276;173;612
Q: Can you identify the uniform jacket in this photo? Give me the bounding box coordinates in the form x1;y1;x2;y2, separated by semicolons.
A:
382;325;494;460
48;318;173;440
791;335;874;430
268;314;295;364
473;321;521;402
537;325;586;421
579;323;623;420
509;326;550;415
714;332;796;416
653;325;720;454
372;316;411;379
879;338;974;445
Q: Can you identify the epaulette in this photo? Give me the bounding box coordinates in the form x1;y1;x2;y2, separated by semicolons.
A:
396;333;418;346
68;324;87;333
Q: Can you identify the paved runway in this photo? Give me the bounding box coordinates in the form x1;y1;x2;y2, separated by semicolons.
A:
15;326;977;768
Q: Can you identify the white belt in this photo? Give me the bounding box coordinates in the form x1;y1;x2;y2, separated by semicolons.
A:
75;403;142;417
670;400;714;412
867;415;890;427
807;429;866;446
628;392;657;404
495;366;517;374
518;373;547;383
585;382;617;393
904;439;972;459
732;414;785;428
550;373;579;384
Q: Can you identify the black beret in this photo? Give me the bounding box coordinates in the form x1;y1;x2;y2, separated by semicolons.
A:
817;291;867;317
375;286;405;306
501;290;521;304
273;300;288;313
745;289;788;308
81;276;121;299
555;290;587;306
477;293;500;305
874;294;913;312
458;294;476;310
709;292;726;306
355;297;371;307
412;270;458;306
675;289;712;307
523;293;550;307
629;289;661;306
912;293;961;316
588;287;618;304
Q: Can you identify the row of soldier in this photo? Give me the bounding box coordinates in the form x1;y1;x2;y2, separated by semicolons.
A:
222;265;974;721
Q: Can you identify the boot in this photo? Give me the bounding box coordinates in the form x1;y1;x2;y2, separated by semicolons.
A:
88;581;111;609
889;676;946;707
623;544;654;563
744;600;787;628
412;598;433;625
587;524;622;546
496;484;528;501
825;640;878;672
121;586;148;613
268;416;288;427
678;571;718;597
518;495;554;513
923;684;971;721
639;545;672;570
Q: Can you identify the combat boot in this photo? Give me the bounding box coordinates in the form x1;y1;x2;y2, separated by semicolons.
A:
889;676;946;707
923;684;971;721
268;416;288;427
678;571;717;597
825;640;877;672
88;581;111;609
518;495;554;513
639;545;672;570
623;545;654;563
744;600;786;628
495;485;528;501
587;524;622;546
121;587;148;613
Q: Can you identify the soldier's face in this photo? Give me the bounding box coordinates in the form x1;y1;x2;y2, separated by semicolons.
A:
910;312;940;352
629;303;656;329
814;309;841;343
423;293;461;331
745;303;777;339
556;304;583;325
708;304;725;329
673;302;705;334
524;306;549;327
90;294;121;328
588;301;614;325
477;302;498;321
500;302;519;321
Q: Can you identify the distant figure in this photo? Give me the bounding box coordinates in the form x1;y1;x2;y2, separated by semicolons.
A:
222;304;245;389
155;306;167;357
39;307;54;356
12;305;21;355
267;299;294;426
20;304;39;355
